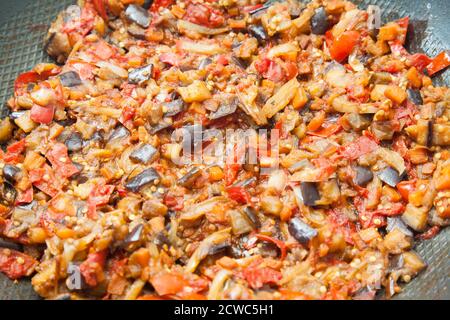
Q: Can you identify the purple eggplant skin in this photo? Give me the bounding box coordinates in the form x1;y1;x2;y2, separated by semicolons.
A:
65;132;83;152
0;238;22;251
198;57;212;70
125;168;161;192
59;71;82;87
288;217;318;245
108;125;130;141
163;98;185;117
427;120;433;147
177;167;202;188
124;223;144;244
130;144;158;164
300;182;320;206
243;206;261;229
310;7;329;35
128;64;153;84
407;88;423;105
377;166;405;187
386;217;413;237
248;25;269;43
2;164;21;183
354;166;373;187
208;98;238;120
125;4;151;28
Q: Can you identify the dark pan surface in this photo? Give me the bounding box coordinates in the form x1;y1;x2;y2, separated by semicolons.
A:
0;0;448;300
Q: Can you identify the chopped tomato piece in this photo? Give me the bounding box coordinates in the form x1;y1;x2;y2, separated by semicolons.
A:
4;139;26;164
396;180;416;201
150;272;187;296
242;263;282;289
159;53;182;67
326;31;360;62
46;143;80;179
426;50;450;76
224;163;240;186
150;0;175;13
0;248;38;280
87;181;114;219
30;104;55;125
79;250;107;287
184;3;225;28
226;186;251;204
338;136;379;161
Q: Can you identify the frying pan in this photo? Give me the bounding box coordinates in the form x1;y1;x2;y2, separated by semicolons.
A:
0;0;448;300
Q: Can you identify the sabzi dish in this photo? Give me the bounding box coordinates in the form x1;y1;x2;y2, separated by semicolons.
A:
0;0;449;300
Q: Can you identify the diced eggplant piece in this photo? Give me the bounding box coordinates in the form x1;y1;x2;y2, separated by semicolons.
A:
383;228;413;254
377;166;405;187
125;4;151;28
371;121;396;141
149;120;172;134
108;125;130;141
208;242;231;256
125;168;161;192
208;100;238;120
386;217;413;237
248;25;268;43
0;238;22;251
130;144;157;164
310;7;329;35
343;113;371;131
142;0;153;10
0;182;16;206
231;56;248;70
163;98;185;117
2;164;21;183
407;88;423;105
401;204;428;231
128;64;153;84
354;166;373;187
0;118;13;143
59;71;82;87
426;120;433;147
229;210;254;235
288;217;318;245
198;58;212;70
243;206;261;229
178;167;202;188
299;182;320;206
127;23;147;39
64;132;83;152
124;223;144;244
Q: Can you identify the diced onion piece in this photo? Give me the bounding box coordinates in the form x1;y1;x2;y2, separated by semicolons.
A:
177;39;225;55
262;78;300;118
177;20;229;35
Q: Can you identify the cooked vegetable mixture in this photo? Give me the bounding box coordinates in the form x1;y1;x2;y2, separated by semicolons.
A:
1;0;449;300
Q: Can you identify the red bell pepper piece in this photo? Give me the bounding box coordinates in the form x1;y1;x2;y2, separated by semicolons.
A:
326;31;360;62
426;50;450;76
93;0;108;21
254;234;287;260
408;53;433;72
15;188;33;205
307;123;342;138
184;2;225;28
46;143;80;179
87;181;114;219
3;140;26;164
29;165;61;197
